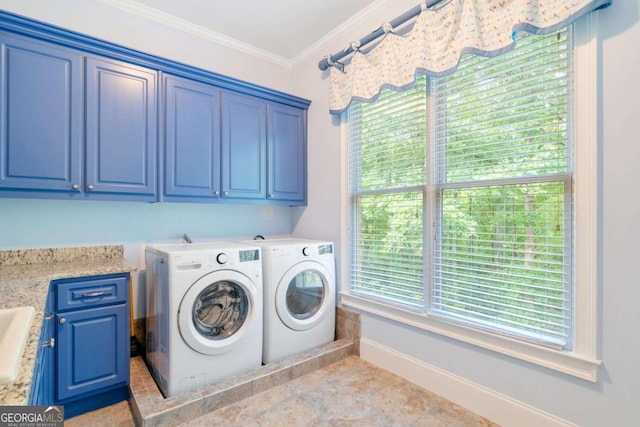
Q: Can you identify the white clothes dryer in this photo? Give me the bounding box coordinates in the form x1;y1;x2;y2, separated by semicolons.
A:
248;238;336;364
145;242;262;397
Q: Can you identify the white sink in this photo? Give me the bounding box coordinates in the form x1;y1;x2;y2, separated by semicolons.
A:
0;306;36;384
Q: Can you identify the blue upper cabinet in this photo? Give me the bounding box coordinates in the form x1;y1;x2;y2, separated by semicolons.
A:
163;75;221;200
0;11;310;205
267;103;307;204
0;33;82;192
0;32;158;201
221;91;267;200
164;84;307;205
85;57;157;199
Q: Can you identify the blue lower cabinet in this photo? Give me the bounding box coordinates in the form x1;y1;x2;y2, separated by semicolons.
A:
28;299;54;406
56;304;129;401
29;274;130;419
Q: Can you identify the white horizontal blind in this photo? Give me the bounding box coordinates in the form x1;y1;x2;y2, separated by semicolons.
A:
431;29;573;347
349;76;427;310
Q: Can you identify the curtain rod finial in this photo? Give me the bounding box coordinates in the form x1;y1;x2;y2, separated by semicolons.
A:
318;54;334;71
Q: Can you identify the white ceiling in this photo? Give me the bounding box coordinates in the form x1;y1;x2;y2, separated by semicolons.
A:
105;0;378;61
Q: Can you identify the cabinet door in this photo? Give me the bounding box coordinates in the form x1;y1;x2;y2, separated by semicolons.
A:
0;34;82;192
221;92;266;200
267;104;306;204
85;57;157;198
165;76;221;198
56;304;129;401
29;306;54;405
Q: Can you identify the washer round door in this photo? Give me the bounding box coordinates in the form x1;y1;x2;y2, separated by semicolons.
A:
178;270;257;355
275;261;334;331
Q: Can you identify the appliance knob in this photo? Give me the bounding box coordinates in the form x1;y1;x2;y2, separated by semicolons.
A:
217;253;228;264
302;247;311;256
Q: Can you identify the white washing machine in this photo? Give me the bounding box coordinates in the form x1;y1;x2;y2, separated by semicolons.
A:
145;242;262;397
248;238;336;364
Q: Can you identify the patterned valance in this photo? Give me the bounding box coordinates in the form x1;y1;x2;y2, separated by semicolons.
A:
328;0;611;114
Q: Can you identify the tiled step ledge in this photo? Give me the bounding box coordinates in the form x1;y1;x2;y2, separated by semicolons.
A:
129;339;355;427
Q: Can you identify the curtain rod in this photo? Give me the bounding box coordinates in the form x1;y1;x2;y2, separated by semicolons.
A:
317;0;448;71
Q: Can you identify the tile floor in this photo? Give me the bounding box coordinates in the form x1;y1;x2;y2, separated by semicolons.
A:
130;339;356;426
66;356;498;427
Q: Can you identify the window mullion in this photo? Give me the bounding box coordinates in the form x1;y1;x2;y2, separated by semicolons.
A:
426;79;437;315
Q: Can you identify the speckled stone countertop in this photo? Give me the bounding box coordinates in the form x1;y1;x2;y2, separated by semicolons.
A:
0;245;137;406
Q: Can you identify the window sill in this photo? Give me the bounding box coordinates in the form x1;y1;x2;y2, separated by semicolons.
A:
340;292;601;382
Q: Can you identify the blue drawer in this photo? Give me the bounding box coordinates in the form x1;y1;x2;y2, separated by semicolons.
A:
55;275;128;311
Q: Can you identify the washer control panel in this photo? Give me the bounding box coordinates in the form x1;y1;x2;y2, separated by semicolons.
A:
216;253;228;264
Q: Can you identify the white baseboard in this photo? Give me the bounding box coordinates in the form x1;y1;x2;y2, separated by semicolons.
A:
360;338;577;427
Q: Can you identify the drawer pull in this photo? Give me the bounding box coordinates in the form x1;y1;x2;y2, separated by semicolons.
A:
42;338;55;348
82;291;105;298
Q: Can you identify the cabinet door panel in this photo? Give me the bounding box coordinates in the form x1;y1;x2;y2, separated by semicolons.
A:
221;92;266;199
268;104;306;203
56;304;129;401
85;57;156;197
0;34;81;191
29;300;54;405
165;76;220;198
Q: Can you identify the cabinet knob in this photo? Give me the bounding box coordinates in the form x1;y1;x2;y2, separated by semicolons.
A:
223;191;229;196
87;184;94;190
42;338;55;348
59;318;66;324
214;191;220;196
71;183;79;190
268;193;274;198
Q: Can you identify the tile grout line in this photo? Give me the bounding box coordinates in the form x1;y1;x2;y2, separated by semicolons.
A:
130;339;356;427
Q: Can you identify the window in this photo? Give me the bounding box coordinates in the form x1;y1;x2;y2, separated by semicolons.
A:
349;78;427;311
346;20;599;380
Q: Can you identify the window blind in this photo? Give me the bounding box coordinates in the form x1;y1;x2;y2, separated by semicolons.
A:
348;28;573;349
349;77;427;310
431;29;573;347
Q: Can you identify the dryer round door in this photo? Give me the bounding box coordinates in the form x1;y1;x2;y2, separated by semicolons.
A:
275;261;334;331
178;270;257;355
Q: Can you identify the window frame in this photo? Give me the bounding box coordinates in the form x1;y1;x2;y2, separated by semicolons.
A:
340;15;600;381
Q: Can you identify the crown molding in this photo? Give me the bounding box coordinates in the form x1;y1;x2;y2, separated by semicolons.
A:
97;0;293;69
292;0;403;67
0;10;310;109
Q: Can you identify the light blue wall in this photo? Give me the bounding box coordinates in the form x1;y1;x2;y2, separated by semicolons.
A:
0;198;295;317
0;198;292;249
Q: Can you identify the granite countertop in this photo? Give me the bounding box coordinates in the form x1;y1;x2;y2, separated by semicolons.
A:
0;245;137;405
